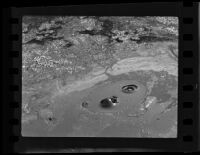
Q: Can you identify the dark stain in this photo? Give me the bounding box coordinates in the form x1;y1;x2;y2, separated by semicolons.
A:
25;36;64;46
135;35;173;44
63;40;74;48
26;39;45;45
78;18;115;42
115;38;123;43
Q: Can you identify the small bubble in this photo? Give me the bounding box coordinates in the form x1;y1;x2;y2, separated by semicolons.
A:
82;101;89;108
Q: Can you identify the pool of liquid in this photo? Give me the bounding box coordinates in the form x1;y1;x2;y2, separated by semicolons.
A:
81;80;147;116
22;79;176;137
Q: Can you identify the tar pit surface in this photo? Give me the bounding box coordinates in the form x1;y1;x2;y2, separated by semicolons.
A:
81;80;146;116
22;78;176;137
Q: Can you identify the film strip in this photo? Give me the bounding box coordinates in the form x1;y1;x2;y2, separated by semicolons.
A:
181;2;198;145
9;15;20;145
3;2;199;153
